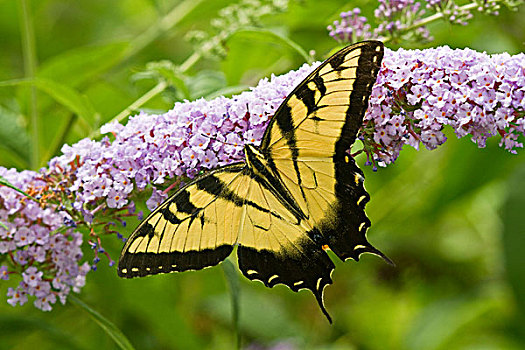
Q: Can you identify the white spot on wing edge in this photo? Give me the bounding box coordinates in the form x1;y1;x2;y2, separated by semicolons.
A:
121;268;127;274
354;173;363;185
357;195;367;206
316;277;323;291
268;275;279;283
359;222;367;232
294;281;304;287
247;269;258;275
353;244;367;250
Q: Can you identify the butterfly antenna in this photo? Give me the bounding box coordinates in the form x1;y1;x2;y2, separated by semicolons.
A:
200;133;238;146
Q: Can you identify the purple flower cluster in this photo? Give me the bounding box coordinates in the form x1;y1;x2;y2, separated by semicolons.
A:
327;9;372;43
364;46;524;166
50;62;318;216
327;0;523;45
328;0;430;44
0;168;89;311
425;0;474;25
1;45;523;310
374;0;430;40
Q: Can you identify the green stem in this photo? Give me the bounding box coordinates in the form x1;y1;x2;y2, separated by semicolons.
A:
18;0;39;169
405;2;479;32
89;81;167;139
94;0;205;139
70;295;136;350
96;41;202;140
0;175;38;202
379;1;483;43
179;51;201;73
126;0;205;59
222;259;241;350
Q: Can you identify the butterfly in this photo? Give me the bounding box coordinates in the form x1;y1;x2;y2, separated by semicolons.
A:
118;40;391;323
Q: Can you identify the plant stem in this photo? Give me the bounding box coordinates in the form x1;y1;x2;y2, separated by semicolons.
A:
179;51;201;73
18;0;39;169
96;0;205;138
114;81;168;124
98;40;204;139
378;1;485;43
405;2;479;31
89;81;167;139
126;0;205;59
70;295;136;350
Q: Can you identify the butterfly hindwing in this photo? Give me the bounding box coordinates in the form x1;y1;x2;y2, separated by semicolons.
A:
236;174;336;321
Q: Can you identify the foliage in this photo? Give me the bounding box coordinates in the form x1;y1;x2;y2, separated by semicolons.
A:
0;0;524;349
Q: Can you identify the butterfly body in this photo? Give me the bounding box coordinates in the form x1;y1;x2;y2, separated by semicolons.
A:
244;143;306;221
119;41;389;323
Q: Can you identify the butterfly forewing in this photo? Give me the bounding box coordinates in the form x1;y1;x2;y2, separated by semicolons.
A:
261;41;387;262
118;163;249;277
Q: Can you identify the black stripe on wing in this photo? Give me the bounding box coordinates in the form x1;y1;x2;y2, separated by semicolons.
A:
334;42;383;161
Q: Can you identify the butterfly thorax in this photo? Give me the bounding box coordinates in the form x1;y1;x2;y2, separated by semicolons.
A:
244;144;306;221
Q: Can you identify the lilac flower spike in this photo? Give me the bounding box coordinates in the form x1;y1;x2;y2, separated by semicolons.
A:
374;0;430;41
328;8;373;43
0;45;524;310
0;168;89;311
364;46;524;166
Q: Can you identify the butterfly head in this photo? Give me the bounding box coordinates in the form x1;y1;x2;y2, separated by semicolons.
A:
244;144;269;175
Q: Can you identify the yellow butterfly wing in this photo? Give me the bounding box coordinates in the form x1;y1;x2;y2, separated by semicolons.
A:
118;163;249;276
259;40;389;263
236;173;335;321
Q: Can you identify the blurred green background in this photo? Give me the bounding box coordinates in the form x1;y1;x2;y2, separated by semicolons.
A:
0;0;524;349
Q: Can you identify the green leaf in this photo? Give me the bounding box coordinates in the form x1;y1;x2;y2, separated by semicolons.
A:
132;60;191;100
38;42;129;88
222;259;241;350
404;293;500;350
0;78;98;128
70;295;136;350
0;175;37;201
229;28;311;63
33;78;99;126
221;32;301;86
0;105;31;164
0;314;85;350
186;70;227;100
205;85;249;100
